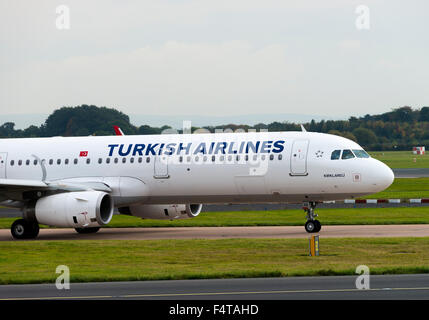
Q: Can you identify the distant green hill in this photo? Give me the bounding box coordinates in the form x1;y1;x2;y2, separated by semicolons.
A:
1;104;428;151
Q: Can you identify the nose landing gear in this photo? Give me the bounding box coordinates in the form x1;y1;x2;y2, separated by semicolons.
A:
303;202;321;233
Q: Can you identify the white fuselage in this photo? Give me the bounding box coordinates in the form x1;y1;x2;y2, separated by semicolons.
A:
0;131;394;207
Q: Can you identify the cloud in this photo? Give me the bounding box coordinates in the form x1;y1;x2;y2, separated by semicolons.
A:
0;41;297;116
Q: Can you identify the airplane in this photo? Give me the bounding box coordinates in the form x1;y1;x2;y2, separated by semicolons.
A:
0;130;394;239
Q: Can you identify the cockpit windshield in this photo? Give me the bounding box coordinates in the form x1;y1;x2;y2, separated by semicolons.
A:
341;149;355;159
330;149;370;160
353;149;370;158
331;150;341;160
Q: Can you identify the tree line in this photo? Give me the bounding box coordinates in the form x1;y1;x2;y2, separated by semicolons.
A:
1;104;428;151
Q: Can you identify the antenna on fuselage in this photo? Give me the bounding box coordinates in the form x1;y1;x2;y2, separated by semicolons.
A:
300;124;307;132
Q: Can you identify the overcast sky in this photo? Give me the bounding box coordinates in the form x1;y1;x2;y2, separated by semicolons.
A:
0;0;428;122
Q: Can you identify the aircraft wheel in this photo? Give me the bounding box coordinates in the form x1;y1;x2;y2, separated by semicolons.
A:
75;227;100;234
314;220;322;233
11;219;39;239
305;220;316;233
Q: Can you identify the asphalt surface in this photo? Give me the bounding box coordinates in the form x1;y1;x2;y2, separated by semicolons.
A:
393;168;429;178
1;224;429;241
0;274;428;300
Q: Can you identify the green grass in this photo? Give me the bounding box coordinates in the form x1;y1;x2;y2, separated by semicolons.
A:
1;206;429;229
103;206;429;226
364;177;429;199
0;238;429;284
370;151;429;168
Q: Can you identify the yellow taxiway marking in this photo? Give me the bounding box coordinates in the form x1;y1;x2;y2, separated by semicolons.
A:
2;287;429;300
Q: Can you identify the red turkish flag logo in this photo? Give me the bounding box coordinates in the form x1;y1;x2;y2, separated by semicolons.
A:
79;151;88;157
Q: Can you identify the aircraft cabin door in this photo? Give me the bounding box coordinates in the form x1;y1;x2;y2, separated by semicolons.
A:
0;153;7;179
154;155;169;179
290;140;309;176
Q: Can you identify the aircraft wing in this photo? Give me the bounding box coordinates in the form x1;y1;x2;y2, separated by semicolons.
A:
0;178;112;204
0;179;49;189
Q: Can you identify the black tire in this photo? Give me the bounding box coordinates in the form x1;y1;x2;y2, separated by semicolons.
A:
11;219;39;239
27;222;40;238
75;227;100;234
314;220;322;233
305;220;316;233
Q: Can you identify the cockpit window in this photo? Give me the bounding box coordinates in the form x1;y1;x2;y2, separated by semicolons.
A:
353;149;370;158
331;150;341;160
341;149;355;159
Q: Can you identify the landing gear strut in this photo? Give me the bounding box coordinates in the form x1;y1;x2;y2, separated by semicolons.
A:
11;219;40;239
303;202;321;233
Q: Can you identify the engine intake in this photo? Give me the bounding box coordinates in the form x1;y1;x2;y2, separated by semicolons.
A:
31;191;114;228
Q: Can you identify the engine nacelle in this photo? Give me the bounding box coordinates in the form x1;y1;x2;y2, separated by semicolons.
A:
32;191;114;228
120;203;203;220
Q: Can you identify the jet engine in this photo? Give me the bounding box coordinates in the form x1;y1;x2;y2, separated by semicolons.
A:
25;191;114;228
119;203;203;220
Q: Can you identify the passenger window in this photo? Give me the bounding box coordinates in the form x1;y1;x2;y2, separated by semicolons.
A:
270;154;274;161
278;154;282;160
138;157;142;163
10;160;14;166
341;149;355;160
331;150;341;160
98;158;102;164
26;160;30;166
86;158;91;164
146;157;150;163
106;158;111;164
74;159;78;165
65;159;69;165
57;159;61;165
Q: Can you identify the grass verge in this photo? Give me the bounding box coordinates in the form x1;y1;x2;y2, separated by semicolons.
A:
370;151;429;168
363;178;429;199
0;238;428;284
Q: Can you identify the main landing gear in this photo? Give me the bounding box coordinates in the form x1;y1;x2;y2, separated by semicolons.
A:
303;202;321;233
11;219;40;239
75;227;100;234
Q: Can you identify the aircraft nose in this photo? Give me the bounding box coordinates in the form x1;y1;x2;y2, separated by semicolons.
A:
376;160;395;191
